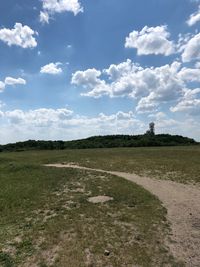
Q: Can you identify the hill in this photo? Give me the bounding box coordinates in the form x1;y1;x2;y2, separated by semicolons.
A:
0;134;198;152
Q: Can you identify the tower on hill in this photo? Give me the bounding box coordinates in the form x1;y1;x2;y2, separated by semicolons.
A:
146;122;155;135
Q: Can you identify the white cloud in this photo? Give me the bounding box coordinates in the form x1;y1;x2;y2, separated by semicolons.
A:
178;67;200;82
187;5;200;26
171;88;200;115
136;63;184;113
40;0;83;24
0;81;5;92
40;62;63;74
0;108;145;143
0;23;37;48
72;68;111;98
104;59;141;80
182;33;200;62
5;77;26;86
5;108;73;125
72;60;143;98
71;68;104;89
71;56;200;115
0;76;26;92
136;94;158;113
148;111;167;120
125;25;175;56
72;60;184;112
72;68;101;87
40;11;50;24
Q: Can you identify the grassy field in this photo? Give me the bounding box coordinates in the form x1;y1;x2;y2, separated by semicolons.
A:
2;145;199;184
0;146;198;266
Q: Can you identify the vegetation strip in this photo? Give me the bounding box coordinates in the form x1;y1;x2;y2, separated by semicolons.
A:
0;134;198;152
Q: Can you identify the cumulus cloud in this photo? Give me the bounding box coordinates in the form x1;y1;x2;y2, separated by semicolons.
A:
40;62;63;74
40;0;83;24
72;60;143;98
72;68;110;97
171;88;200;115
72;68;102;87
0;23;37;48
178;67;200;82
72;59;200;115
187;5;200;26
125;25;175;56
136;63;184;113
0;76;26;92
182;33;200;62
72;60;185;113
5;77;26;86
104;59;142;80
136;94;158;113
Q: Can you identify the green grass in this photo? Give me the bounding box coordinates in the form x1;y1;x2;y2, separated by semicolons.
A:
1;146;199;184
0;148;187;266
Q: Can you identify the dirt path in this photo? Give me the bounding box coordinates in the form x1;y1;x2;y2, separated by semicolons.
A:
45;163;200;267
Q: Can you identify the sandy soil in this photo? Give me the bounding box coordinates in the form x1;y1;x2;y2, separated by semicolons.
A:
87;195;113;203
45;164;200;267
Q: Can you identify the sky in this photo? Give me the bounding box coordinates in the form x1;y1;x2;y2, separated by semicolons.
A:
0;0;200;144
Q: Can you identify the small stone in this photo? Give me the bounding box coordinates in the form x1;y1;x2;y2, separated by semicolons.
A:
104;249;110;256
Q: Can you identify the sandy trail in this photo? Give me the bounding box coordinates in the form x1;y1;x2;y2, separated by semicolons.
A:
45;163;200;267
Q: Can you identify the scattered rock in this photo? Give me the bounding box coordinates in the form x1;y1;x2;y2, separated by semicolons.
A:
87;196;113;204
104;249;110;256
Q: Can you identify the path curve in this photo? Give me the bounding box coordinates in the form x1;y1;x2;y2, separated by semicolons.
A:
45;163;200;267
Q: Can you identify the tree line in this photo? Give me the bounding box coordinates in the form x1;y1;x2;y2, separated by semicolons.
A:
0;134;198;152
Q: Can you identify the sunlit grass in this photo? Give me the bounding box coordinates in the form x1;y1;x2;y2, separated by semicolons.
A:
0;148;187;266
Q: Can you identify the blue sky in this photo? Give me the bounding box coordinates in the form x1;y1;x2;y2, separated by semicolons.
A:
0;0;200;144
